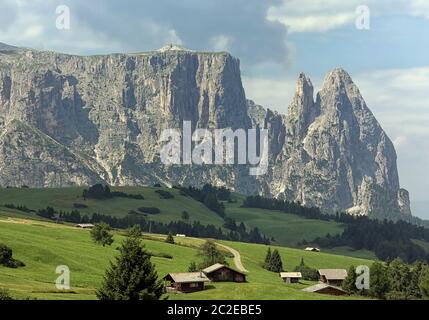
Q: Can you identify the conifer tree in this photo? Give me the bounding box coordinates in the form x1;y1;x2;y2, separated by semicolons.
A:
419;265;429;299
165;233;175;244
270;249;283;273
96;236;163;300
342;266;357;293
264;248;272;270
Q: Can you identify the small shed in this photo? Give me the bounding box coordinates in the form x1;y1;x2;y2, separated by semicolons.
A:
163;272;210;293
303;283;348;296
318;269;348;287
304;247;320;252
75;223;94;229
280;272;302;284
203;263;246;282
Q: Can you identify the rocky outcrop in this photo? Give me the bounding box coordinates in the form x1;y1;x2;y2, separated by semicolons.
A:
256;68;410;217
0;44;411;217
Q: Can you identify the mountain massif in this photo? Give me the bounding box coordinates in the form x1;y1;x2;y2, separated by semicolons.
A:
0;43;411;217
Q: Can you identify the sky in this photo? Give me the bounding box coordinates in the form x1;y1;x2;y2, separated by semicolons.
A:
0;0;428;218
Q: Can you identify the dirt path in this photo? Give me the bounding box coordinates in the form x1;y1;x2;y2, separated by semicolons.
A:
216;243;248;273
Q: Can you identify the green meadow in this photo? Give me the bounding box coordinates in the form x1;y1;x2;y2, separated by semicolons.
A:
0;186;345;247
0;217;372;300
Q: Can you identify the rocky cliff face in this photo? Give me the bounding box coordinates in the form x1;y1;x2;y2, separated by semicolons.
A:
0;43;411;217
260;69;410;217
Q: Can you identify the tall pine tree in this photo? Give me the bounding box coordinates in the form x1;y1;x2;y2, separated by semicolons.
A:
264;248;272;270
270;249;283;273
96;236;163;300
342;265;357;293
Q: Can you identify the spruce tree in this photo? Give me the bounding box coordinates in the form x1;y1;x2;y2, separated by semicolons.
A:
127;225;142;238
342;266;357;293
270;249;283;273
369;262;390;299
96;236;163;300
165;233;175;244
264;248;272;270
419;265;429;299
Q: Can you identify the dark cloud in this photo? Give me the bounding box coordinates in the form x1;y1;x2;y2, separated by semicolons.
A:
64;0;288;65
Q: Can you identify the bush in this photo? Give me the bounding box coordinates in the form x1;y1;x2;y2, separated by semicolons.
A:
0;244;25;268
90;223;114;247
165;233;175;244
138;207;161;215
0;288;13;300
155;190;174;199
73;203;88;209
293;258;319;281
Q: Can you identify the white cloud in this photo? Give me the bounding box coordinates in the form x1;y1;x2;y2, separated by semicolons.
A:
242;76;296;112
210;35;233;52
408;0;429;19
267;0;364;33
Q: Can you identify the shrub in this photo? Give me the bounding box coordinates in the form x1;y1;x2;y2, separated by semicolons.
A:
90;223;114;247
0;288;13;300
155;190;174;199
138;207;161;215
0;244;25;268
73;203;88;209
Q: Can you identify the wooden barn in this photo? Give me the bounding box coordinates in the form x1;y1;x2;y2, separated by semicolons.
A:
203;263;247;282
318;269;348;287
163;272;210;293
280;272;302;284
303;283;348;296
75;223;94;229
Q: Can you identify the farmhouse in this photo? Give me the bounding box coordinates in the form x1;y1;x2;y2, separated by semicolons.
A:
280;272;302;284
75;223;94;229
163;272;210;293
303;283;348;296
202;263;247;282
318;269;348;287
304;247;320;252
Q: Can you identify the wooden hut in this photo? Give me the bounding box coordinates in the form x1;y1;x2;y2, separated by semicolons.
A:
303;283;348;296
75;223;94;229
280;272;302;284
202;263;247;282
163;272;210;293
318;269;348;287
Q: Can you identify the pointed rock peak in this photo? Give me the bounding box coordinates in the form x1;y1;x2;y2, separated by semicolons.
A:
322;67;354;89
295;73;314;97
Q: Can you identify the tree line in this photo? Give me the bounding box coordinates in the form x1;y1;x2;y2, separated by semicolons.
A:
34;206;269;245
343;259;429;300
310;214;429;264
242;195;330;221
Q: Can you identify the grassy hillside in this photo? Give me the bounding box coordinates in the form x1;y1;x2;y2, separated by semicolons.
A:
0;187;225;226
0;216;372;300
0;187;344;248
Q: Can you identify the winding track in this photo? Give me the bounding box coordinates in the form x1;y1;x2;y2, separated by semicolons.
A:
216;242;248;273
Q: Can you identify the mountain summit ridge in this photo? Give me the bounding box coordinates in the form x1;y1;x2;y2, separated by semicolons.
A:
0;45;411;218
